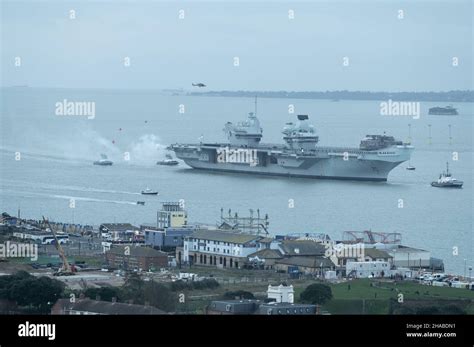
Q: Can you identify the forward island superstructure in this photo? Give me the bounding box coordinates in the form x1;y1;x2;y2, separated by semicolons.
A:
169;112;414;181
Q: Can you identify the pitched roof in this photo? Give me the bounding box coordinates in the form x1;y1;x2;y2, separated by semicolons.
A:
275;256;335;268
107;245;168;258
364;248;392;259
259;237;274;243
218;222;238;230
278;240;326;256
100;223;139;231
189;229;261;244
53;299;166;315
391;245;429;253
248;249;283;259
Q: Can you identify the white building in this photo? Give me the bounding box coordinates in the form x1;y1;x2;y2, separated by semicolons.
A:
182;229;264;269
267;284;294;303
346;261;391;278
386;246;430;268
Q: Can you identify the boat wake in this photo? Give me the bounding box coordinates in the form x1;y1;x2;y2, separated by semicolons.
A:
53;195;139;205
0;189;139;206
0;131;169;167
0;179;142;196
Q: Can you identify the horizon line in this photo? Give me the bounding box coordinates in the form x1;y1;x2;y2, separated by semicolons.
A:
2;86;473;94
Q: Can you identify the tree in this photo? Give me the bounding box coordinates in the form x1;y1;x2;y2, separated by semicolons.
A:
170;278;220;291
192;278;219;290
84;287;120;302
0;271;65;313
119;273;145;304
143;281;177;312
118;274;176;312
223;290;255;300
300;283;333;305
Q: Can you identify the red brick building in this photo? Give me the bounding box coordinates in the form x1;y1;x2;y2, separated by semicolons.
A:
105;245;168;271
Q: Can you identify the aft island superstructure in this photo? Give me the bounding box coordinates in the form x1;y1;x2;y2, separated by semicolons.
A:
169;112;414;181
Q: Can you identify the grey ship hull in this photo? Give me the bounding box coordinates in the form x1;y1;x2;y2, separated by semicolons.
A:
171;143;413;182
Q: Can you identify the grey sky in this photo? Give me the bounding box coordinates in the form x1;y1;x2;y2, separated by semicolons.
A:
1;0;472;91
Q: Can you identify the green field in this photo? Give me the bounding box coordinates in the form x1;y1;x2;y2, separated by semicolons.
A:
328;279;474;300
293;279;474;314
175;266;474;314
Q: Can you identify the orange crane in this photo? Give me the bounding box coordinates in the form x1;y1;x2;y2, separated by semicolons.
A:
42;216;75;276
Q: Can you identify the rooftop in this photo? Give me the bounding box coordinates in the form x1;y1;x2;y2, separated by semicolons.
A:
189;229;261;244
100;223;139;231
248;249;283;259
107;245;168;257
363;248;393;259
160;202;186;212
278;240;326;256
275;256;335;268
211;299;261;306
390;245;429;253
53;299;166;315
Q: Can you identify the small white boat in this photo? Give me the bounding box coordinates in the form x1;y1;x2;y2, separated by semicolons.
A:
157;154;179;166
141;188;159;195
93;154;113;166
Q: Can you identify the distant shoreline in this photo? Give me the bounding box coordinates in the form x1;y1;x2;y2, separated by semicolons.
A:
3;86;473;102
187;90;474;102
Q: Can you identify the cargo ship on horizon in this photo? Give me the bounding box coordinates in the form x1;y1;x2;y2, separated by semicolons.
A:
428;105;458;115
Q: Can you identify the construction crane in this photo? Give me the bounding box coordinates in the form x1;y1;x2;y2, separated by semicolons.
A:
42;216;75;276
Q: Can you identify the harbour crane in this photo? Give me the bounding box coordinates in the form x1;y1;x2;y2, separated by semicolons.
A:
42;216;75;276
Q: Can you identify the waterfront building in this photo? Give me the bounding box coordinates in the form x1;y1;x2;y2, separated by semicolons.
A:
157;202;187;229
181;229;265;269
346;261;391;278
144;226;195;249
386;245;431;268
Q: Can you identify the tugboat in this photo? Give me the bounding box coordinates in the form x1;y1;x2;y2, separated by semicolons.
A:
157;154;179;166
93;154;113;166
141;188;159;195
428;106;458;116
431;162;463;188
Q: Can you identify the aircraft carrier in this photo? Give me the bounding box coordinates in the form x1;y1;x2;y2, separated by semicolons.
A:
169;112;414;181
